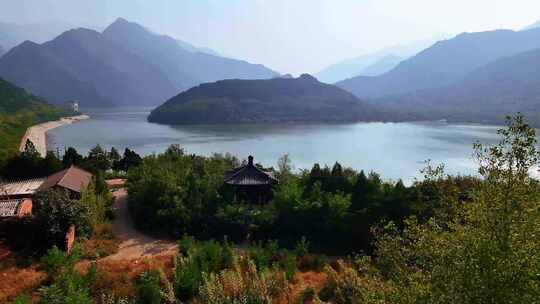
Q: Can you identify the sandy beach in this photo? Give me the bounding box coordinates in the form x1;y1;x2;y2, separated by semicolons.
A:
19;115;90;157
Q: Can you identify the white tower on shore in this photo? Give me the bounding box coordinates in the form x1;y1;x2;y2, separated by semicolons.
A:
72;101;79;113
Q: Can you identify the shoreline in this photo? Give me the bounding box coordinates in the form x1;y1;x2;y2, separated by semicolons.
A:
19;115;90;157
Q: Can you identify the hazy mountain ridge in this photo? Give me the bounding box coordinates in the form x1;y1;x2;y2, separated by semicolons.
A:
0;18;278;106
357;54;402;77
0;28;178;106
337;28;540;99
0;21;84;51
315;37;442;83
377;48;540;125
175;38;220;56
102;18;278;91
148;74;385;124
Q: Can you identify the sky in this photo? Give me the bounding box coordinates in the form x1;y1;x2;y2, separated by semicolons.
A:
1;0;540;74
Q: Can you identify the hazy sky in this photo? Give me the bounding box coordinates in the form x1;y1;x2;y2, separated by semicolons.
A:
2;0;540;74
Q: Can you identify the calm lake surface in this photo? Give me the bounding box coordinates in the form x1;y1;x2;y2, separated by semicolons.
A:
47;107;502;184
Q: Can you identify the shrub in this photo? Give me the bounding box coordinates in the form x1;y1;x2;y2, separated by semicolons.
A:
34;189;91;246
173;238;235;301
12;295;31;304
199;259;289;304
40;246;67;279
294;236;310;257
135;270;163;304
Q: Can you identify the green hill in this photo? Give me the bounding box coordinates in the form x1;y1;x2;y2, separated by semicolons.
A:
0;77;69;159
148;74;384;125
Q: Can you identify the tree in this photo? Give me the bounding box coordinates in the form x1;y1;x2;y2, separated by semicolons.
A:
41;151;62;174
22;139;39;159
84;144;111;172
277;154;293;180
62;147;83;167
109;147;121;163
34;189;91;246
347;114;540;303
114;148;142;172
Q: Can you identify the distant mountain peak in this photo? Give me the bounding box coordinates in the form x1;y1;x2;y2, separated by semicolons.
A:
113;17;130;24
299;73;318;81
104;17;147;35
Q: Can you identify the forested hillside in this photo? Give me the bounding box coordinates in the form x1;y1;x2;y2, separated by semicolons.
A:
0;77;68;160
148;74;385;124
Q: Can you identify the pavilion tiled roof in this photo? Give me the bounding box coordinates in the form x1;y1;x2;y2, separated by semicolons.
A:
225;156;278;186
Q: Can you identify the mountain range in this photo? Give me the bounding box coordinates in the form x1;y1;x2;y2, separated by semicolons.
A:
378;48;540;125
102;18;278;92
0;18;278;106
337;28;540;99
148;74;384;124
331;27;540;125
0;21;79;51
357;55;403;77
315;37;443;83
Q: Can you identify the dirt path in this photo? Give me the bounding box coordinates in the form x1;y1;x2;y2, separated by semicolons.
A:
103;188;177;261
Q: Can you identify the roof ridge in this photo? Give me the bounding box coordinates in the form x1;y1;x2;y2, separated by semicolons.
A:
224;165;248;182
1;177;47;185
55;167;71;189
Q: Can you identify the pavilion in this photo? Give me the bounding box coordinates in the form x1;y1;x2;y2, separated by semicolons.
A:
224;156;278;204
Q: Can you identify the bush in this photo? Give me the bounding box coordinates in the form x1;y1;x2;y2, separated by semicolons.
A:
38;245;94;304
126;151;238;237
199;259;289;304
34;189;91;247
173;238;235;301
12;295;31;304
40;246;68;279
135;270;163;304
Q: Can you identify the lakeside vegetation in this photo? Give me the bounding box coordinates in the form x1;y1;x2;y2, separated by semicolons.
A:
1;114;539;303
126;146;477;255
0;77;71;161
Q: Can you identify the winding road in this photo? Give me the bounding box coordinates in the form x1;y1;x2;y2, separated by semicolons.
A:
104;188;177;261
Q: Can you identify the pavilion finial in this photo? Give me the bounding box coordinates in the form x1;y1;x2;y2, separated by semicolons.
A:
248;155;254;166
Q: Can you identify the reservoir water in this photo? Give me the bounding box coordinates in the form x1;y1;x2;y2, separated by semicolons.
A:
47;107;501;184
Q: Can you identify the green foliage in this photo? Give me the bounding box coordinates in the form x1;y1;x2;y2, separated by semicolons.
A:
125;143;474;255
0;149;64;180
294;236;310;257
198;260;289;304
126;149;238;237
173;238;235;301
34;189;91;247
319;114;540;303
135;270;163;304
63;147;84;167
0;77;70;161
41;246;69;279
80;178;115;232
12;294;31;304
113;148;142;172
148;75;382;125
38;245;93;304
